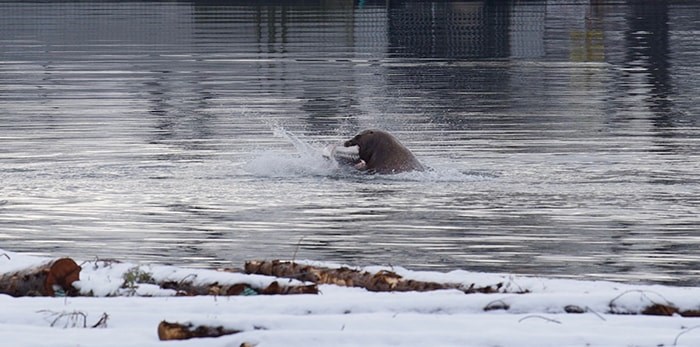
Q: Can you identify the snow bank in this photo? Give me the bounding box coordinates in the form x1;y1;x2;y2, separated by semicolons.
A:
2;249;700;346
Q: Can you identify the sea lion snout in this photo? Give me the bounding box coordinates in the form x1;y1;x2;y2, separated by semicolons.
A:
344;136;359;147
344;130;375;147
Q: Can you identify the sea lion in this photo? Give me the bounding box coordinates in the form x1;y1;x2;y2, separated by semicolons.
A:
343;129;425;174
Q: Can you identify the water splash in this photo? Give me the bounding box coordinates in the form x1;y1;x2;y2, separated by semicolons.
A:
246;127;345;178
271;126;321;157
246;126;494;182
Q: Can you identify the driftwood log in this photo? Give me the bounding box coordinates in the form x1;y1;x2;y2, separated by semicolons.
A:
161;280;318;296
244;260;503;294
640;304;700;317
157;321;241;340
0;258;81;297
0;256;317;297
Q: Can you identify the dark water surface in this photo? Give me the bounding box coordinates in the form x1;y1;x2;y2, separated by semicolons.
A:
1;1;699;285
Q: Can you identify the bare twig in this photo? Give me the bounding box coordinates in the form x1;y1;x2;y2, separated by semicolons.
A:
178;273;198;286
506;275;527;293
1;253;10;260
292;236;305;262
91;312;109;328
38;310;109;329
85;257;120;270
518;315;562;324
586;306;607;321
38;310;87;328
608;289;674;312
673;325;700;346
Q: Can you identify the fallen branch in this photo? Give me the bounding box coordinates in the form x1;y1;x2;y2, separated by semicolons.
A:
244;260;504;294
563;305;585;314
641;303;700;318
157;321;242;341
114;265;317;296
159;279;318;296
483;299;510;311
0;258;81;297
0;257;317;297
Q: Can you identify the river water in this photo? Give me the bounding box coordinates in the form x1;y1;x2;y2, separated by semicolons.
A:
1;1;699;285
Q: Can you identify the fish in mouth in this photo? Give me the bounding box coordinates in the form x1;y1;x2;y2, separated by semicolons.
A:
322;143;364;168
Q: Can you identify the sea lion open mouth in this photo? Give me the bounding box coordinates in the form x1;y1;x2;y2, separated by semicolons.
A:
322;143;361;166
331;144;361;165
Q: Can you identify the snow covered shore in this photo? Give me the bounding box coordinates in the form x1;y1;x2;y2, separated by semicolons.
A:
2;249;700;346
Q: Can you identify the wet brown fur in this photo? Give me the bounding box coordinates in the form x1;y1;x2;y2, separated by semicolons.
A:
344;129;425;174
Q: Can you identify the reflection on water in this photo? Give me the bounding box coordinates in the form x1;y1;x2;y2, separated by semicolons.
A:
1;1;699;285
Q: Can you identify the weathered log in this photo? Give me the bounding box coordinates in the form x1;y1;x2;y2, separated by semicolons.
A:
0;258;81;297
157;321;241;341
244;260;503;294
681;309;700;317
641;304;700;317
159;280;318;296
259;280;319;295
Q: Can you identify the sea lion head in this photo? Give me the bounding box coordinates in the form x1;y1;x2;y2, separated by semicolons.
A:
345;129;381;153
343;129;424;173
